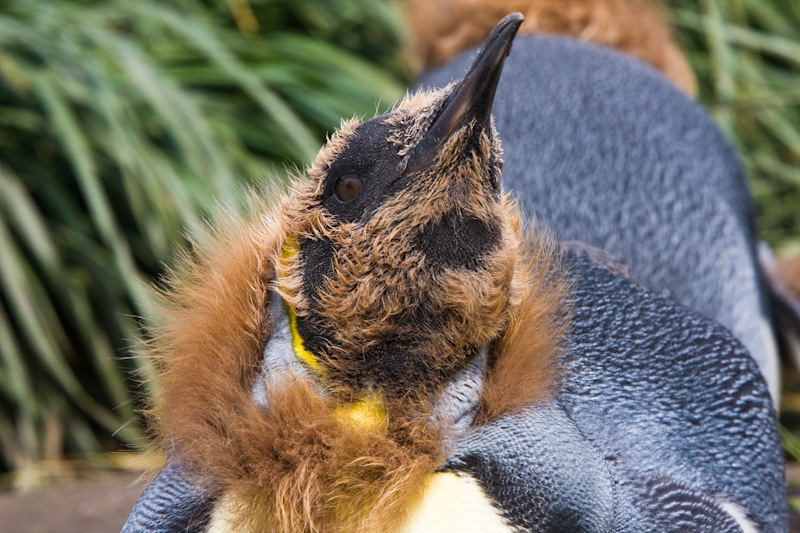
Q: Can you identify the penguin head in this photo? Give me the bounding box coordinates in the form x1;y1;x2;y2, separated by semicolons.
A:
276;14;525;403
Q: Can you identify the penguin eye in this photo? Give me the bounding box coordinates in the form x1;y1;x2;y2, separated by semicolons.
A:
333;173;363;203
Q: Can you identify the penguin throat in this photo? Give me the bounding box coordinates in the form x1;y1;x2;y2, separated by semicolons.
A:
274;235;488;431
256;289;487;434
288;303;389;431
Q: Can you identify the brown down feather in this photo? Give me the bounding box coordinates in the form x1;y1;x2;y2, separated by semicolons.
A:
403;0;698;96
148;88;569;530
275;88;525;401
477;225;569;423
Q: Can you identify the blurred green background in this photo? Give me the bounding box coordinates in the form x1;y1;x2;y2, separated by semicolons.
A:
0;0;798;489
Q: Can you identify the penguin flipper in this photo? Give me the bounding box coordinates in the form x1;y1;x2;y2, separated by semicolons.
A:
122;459;214;533
628;474;755;533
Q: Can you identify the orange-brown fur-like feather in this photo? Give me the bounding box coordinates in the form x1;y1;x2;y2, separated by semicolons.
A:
206;381;443;532
149;198;567;530
149;86;570;529
404;0;697;96
149;196;282;446
478;226;569;423
149;196;445;532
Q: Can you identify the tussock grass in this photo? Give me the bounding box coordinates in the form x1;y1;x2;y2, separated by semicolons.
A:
670;0;800;252
0;0;405;484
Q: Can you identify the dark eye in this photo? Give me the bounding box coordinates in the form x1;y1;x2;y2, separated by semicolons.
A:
333;173;363;202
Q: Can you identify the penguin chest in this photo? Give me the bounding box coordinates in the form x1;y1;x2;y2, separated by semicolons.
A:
394;472;513;532
206;471;513;533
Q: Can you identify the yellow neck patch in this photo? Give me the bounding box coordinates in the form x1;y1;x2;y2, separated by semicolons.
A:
332;394;388;432
280;236;321;372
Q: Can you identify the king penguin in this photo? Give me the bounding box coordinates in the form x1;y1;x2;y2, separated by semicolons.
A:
124;12;787;533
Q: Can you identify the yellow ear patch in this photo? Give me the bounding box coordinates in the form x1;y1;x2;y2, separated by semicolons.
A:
279;234;300;265
332;394;388;432
396;472;512;532
279;235;322;372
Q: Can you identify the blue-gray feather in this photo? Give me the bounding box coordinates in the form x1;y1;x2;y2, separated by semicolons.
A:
422;37;778;399
444;252;785;531
122;460;213;533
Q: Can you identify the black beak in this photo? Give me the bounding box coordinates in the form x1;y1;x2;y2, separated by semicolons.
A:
403;13;523;176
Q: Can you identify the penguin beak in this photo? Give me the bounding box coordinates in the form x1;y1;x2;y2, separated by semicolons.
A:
403;13;523;177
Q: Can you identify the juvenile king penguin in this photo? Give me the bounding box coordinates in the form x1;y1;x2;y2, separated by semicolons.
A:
125;13;787;533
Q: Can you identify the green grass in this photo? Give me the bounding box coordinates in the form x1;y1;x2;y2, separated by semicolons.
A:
0;0;406;486
670;0;800;252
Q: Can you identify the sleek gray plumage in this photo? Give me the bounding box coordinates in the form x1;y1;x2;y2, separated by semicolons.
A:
444;248;785;531
124;23;787;532
423;36;780;401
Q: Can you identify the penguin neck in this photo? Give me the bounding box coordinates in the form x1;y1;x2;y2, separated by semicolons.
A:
254;290;488;433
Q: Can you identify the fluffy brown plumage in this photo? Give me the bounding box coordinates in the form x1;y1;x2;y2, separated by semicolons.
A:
404;0;697;96
477;228;568;423
149;194;565;531
148;24;569;530
276;87;522;402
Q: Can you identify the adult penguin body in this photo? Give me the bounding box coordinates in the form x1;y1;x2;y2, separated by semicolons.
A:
421;33;782;403
124;12;787;533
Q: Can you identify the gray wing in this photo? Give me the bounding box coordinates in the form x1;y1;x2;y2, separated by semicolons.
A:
122;459;213;533
443;253;787;531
